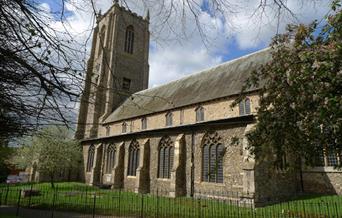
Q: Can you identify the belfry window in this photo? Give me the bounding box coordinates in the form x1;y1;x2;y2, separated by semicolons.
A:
124;25;134;54
158;136;174;179
97;27;106;57
86;145;95;172
166;112;173;127
105;144;116;173
196;106;205;122
127;140;140;176
202;133;224;183
239;98;251;116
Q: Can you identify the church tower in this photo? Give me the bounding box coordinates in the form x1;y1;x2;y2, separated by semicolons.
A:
76;2;150;139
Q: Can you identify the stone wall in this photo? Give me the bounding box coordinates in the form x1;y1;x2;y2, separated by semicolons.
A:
83;122;253;199
254;152;300;204
302;167;342;195
191;127;247;198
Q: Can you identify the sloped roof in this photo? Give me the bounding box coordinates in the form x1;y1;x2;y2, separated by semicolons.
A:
103;48;272;124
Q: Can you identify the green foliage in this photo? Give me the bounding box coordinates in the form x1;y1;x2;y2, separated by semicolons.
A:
9;126;82;186
0;145;13;182
237;5;342;168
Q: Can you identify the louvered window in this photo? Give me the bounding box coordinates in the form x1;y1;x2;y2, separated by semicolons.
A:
86;145;95;172
202;133;224;183
105;144;116;173
239;98;251;115
196;106;205;122
158;136;174;179
124;25;134;54
122;78;131;90
127;140;139;176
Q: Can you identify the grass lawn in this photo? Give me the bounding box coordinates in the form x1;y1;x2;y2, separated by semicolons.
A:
0;182;341;217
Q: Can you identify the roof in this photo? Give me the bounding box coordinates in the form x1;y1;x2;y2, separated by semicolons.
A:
103;47;272;124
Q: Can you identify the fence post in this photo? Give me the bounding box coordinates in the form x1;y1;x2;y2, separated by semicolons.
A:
85;186;88;208
4;184;9;205
118;189;121;216
16;189;21;217
51;188;56;218
92;192;96;218
301;201;306;218
326;202;331;218
335;202;339;218
140;193;144;218
156;189;159;218
28;183;33;207
197;195;201;218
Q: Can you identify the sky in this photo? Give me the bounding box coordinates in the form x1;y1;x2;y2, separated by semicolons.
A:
37;0;332;88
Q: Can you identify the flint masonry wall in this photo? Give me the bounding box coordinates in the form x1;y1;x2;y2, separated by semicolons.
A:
83;122;254;199
302;168;342;195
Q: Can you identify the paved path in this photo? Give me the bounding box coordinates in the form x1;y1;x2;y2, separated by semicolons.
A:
0;206;135;218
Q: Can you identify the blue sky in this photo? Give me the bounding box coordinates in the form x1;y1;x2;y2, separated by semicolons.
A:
36;0;331;87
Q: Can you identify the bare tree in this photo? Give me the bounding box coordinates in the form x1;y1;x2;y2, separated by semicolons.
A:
0;0;86;139
0;0;329;140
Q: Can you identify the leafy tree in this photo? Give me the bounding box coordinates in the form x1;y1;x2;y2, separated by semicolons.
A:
237;1;342;168
0;143;13;182
9;126;82;188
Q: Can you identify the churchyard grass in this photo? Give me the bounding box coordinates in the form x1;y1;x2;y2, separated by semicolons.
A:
0;182;341;217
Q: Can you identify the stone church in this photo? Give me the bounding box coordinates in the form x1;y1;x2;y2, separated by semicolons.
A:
76;2;342;205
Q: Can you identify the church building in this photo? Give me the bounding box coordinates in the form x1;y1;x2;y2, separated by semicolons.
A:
76;2;342;205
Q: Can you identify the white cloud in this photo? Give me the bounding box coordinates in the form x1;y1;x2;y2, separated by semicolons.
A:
39;0;332;88
225;0;331;49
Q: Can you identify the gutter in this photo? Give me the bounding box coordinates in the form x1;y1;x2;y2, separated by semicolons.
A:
80;115;255;144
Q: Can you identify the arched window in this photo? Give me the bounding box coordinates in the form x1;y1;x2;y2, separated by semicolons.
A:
122;122;127;133
202;133;224;183
245;98;251;114
124;25;134;54
127;140;139;176
105;126;110;136
141;117;147;130
196;106;205;122
166;112;173;127
239;98;251;116
158;136;174;179
105;144;116;173
327;148;339;166
86;145;95;172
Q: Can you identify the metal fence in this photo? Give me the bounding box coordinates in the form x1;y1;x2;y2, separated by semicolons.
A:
0;183;341;218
